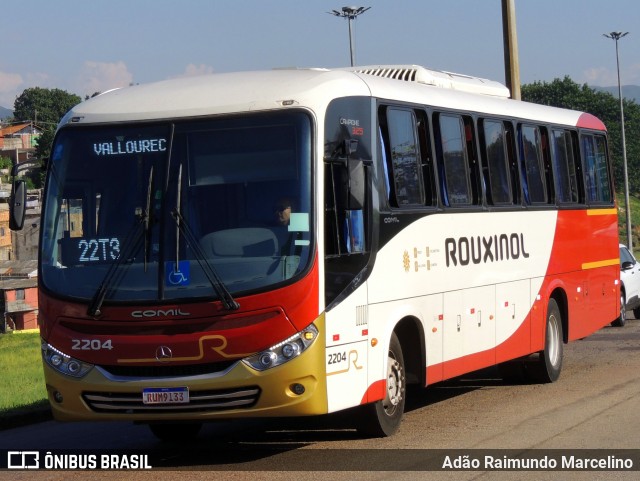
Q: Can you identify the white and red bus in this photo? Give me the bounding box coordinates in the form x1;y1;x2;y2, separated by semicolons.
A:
10;65;619;439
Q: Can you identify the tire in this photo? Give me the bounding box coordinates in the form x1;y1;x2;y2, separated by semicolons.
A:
612;292;627;327
633;306;640;320
148;422;202;442
356;332;406;437
529;298;563;383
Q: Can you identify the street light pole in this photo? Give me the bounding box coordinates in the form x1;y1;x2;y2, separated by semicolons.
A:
329;6;371;66
604;31;631;249
501;0;521;100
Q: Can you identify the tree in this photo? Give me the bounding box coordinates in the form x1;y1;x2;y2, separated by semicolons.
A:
12;87;81;187
522;76;640;194
13;87;81;126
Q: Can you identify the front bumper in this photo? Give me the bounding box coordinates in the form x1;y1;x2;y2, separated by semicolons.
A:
44;320;328;422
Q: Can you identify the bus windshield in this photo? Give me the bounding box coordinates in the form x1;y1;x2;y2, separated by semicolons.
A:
40;111;313;305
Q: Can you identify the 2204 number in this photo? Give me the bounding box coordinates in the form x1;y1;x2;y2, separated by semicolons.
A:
71;339;114;351
328;351;347;365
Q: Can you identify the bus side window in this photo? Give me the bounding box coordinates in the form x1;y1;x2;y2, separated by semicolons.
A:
383;107;425;207
59;189;102;239
60;197;86;238
518;124;548;204
540;127;555;203
480;119;512;205
551;129;582;204
416;110;436;206
504;123;521;204
581;133;612;204
435;113;475;207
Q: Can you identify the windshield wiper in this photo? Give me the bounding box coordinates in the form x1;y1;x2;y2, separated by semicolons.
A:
170;208;240;311
143;166;154;270
87;216;145;317
88;169;154;317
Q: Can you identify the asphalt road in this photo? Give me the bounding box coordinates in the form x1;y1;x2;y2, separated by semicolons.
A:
2;313;640;480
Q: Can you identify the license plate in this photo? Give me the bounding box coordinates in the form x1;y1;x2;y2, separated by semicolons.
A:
142;387;189;405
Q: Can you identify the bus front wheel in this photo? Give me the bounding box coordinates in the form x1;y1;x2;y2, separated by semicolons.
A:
356;332;406;437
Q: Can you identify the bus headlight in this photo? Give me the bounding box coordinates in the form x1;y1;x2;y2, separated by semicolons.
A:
42;342;94;378
242;324;318;371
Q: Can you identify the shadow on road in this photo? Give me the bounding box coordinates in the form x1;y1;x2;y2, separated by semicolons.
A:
146;367;510;469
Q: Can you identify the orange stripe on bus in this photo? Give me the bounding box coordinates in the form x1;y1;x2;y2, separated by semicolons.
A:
582;258;619;270
587;208;617;216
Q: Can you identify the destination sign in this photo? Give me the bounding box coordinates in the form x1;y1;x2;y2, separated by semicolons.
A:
93;138;167;156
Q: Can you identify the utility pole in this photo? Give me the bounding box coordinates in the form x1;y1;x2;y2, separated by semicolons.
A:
329;6;371;66
501;0;521;100
604;31;632;249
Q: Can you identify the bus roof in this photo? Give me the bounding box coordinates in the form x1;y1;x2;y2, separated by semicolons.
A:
60;66;605;131
341;64;511;98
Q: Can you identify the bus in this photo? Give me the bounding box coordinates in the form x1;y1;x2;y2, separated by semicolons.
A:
10;64;620;439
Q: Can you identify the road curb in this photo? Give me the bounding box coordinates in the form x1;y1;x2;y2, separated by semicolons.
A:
0;405;53;431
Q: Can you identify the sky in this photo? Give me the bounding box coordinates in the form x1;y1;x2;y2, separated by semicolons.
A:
1;0;639;109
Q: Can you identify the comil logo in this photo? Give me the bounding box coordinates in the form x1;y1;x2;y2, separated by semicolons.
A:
7;451;40;469
131;308;191;318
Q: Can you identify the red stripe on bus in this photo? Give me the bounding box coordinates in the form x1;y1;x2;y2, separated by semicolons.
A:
577;112;606;131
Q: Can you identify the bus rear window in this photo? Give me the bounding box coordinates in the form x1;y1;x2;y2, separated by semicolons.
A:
581;133;612;204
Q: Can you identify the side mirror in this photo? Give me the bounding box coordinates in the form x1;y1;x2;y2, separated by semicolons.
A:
621;260;634;271
9;180;27;231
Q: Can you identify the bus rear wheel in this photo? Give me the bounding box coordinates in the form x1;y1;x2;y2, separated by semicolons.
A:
529;298;563;383
611;292;627;327
356;332;406;437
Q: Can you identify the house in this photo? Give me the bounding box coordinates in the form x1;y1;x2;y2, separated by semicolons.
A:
0;122;41;150
0;260;38;331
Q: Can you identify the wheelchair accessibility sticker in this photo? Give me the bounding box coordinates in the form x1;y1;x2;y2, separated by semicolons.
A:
165;261;190;286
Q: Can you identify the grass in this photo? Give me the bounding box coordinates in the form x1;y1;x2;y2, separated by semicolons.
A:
0;330;49;426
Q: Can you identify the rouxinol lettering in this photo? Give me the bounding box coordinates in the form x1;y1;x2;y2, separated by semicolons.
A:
445;233;530;267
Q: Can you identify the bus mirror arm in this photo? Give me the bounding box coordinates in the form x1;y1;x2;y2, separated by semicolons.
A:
345;138;359;156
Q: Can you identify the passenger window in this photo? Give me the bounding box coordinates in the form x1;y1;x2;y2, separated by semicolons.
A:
551;129;582;203
416;110;436;206
581;133;612;204
436;114;475;206
481;120;512;205
380;108;425;207
519;125;547;204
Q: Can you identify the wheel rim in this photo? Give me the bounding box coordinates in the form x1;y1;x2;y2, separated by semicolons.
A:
382;353;403;416
620;294;626;324
548;314;561;367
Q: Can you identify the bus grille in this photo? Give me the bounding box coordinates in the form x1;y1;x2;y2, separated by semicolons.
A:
98;361;237;379
82;387;260;414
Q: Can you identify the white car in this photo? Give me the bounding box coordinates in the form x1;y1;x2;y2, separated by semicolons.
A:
616;244;640;326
